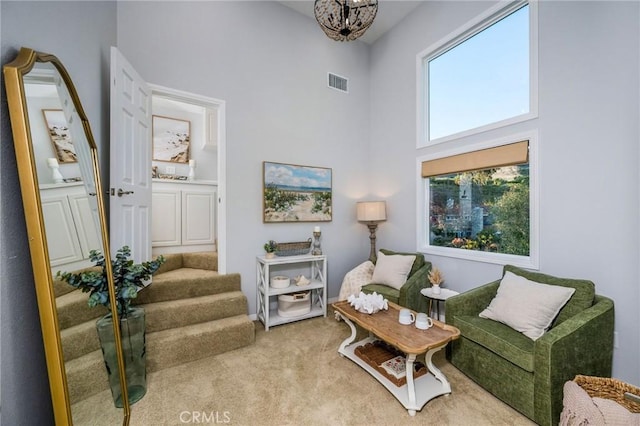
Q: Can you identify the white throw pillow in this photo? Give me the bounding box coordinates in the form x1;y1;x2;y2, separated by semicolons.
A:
479;271;575;340
370;252;416;290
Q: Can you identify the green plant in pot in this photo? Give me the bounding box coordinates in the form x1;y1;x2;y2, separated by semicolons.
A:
56;246;164;407
264;240;277;258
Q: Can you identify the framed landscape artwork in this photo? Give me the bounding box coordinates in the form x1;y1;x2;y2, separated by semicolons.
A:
263;161;332;223
152;115;190;163
42;109;77;163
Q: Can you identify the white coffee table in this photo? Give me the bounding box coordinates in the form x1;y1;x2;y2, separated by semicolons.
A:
332;300;460;416
420;288;459;321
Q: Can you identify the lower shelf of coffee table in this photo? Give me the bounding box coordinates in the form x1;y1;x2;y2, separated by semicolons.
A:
339;336;449;413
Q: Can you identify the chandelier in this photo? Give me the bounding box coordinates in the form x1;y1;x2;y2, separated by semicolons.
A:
314;0;379;42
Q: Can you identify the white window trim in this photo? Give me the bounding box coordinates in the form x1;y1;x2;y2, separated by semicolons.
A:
416;0;539;148
416;130;539;269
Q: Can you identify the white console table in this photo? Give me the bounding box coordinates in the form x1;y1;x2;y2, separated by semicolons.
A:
256;254;327;331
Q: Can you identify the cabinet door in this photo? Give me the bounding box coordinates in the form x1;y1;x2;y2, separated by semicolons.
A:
182;189;215;245
40;194;84;266
151;191;181;247
67;193;102;258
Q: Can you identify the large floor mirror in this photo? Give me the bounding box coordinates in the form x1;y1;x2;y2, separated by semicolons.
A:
4;48;131;425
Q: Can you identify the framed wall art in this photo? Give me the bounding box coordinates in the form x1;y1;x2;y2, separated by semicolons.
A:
42;109;77;163
263;161;332;223
152;115;190;163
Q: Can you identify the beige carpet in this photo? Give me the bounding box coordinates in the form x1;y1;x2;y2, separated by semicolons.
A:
72;311;535;426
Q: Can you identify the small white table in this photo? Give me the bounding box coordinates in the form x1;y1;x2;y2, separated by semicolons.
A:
420;288;459;321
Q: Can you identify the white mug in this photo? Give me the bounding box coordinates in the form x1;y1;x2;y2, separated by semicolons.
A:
399;309;415;325
415;313;433;330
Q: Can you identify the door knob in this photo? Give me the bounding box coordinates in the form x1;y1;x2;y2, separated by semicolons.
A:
117;188;134;197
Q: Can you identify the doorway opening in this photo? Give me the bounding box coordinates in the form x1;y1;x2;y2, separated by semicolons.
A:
149;84;226;273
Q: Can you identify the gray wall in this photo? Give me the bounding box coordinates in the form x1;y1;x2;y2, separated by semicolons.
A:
1;1;117;423
116;1;373;314
370;0;640;383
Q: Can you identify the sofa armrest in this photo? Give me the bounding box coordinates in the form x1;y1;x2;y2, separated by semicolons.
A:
533;295;615;426
398;262;432;313
444;280;500;324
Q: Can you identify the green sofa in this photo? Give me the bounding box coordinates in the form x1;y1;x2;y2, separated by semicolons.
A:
445;265;614;426
360;249;432;314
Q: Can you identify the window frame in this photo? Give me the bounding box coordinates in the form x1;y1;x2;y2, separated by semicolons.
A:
416;131;539;269
416;0;538;148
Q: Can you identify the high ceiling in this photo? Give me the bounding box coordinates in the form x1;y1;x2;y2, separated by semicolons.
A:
279;1;424;44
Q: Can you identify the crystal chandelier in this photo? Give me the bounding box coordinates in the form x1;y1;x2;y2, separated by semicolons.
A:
314;0;379;42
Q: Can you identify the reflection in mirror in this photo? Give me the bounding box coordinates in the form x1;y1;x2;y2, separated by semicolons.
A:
4;48;130;425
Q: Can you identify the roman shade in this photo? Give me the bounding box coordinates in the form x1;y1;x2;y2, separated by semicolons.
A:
421;140;529;178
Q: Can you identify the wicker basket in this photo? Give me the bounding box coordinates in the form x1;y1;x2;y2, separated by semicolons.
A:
275;239;312;256
574;375;640;413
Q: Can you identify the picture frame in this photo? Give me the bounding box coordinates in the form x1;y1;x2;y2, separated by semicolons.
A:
42;109;77;163
152;115;190;163
263;161;332;223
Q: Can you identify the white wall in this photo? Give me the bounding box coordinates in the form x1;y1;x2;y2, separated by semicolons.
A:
370;0;640;384
116;1;374;313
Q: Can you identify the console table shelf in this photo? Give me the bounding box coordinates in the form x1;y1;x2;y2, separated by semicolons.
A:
256;254;327;331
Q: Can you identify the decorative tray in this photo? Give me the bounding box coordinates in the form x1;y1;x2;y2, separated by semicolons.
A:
354;340;427;387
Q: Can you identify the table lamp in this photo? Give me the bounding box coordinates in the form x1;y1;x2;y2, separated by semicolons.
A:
357;200;386;262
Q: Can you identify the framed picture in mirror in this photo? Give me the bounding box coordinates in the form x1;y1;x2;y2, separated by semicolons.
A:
152;115;190;163
42;109;77;163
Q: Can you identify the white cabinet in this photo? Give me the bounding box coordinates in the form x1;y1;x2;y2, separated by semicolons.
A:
151;180;217;255
40;183;101;270
256;254;327;331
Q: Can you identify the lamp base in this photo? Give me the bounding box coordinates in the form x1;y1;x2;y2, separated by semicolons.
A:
366;223;378;262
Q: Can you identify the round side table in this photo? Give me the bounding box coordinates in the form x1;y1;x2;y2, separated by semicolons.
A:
420;287;459;321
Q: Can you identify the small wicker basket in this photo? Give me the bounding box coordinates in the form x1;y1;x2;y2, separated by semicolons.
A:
275;239;312;256
574;375;640;413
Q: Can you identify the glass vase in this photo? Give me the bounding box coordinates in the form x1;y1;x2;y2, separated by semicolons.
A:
96;306;147;408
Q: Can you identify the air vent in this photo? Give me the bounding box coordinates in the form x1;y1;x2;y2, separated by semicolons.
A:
328;73;348;93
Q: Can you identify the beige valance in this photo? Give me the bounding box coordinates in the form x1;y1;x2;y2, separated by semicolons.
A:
421;140;529;178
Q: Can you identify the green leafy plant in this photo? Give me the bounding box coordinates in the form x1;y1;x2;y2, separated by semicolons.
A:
56;246;164;318
264;240;277;253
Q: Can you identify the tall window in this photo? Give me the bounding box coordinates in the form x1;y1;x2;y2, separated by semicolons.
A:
418;1;536;145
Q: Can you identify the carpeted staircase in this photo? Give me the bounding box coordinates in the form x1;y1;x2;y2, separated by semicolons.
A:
54;252;255;405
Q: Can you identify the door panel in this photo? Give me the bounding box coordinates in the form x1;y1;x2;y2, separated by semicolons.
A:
110;47;152;262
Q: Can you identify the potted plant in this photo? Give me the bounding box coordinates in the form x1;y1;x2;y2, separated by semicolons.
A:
264;240;277;258
56;246;164;407
428;267;444;295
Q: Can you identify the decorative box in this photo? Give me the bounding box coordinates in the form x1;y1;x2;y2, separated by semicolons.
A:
277;291;311;317
270;275;290;289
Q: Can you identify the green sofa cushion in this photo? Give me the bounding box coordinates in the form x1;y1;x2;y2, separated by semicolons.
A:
504;265;595;326
455;315;535;372
379;248;425;277
360;283;399;304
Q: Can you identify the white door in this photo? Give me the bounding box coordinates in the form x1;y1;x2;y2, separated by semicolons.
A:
110;47;152;263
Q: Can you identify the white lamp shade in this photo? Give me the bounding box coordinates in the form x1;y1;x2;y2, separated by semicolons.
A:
357;201;386;222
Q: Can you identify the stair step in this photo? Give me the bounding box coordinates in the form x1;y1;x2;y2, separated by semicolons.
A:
144;291;248;333
65;349;109;405
66;315;255;405
61;319;101;362
56;289;109;330
146;315;255;372
134;272;241;305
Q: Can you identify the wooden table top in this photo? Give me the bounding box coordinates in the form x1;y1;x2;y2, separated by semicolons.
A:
332;300;460;355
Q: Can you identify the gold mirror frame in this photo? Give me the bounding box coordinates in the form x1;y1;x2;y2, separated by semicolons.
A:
3;47;130;425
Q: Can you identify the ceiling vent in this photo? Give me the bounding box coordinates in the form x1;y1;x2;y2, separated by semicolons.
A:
328;73;348;93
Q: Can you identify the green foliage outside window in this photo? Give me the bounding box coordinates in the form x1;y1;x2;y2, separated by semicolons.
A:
429;165;529;256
